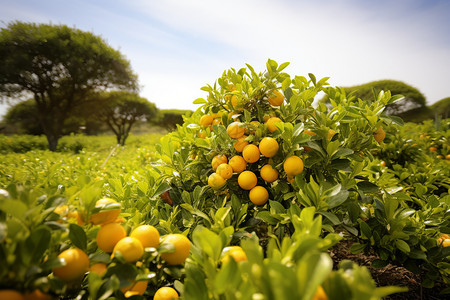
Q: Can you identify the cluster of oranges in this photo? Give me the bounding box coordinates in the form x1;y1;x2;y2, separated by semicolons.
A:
438;234;450;247
203;88;305;206
50;198;186;299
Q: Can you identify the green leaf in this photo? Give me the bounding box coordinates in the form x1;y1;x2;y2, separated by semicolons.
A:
395;239;410;253
360;221;372;238
25;227;51;265
0;199;27;218
256;211;281;225
193;98;207;104
350;243;366;254
357;181;379;193
192;226;222;261
214;257;240;294
371;259;388;268
69;223;87;251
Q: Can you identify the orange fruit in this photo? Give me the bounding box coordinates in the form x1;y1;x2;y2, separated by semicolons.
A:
328;129;336;140
212;154;228;170
160;234;191;265
216;163;233;180
231;95;243;109
200;115;214;127
227;122;246;139
154;287;179;300
446;154;450;160
266;117;282;133
90;198;121;225
249;186;269;205
429;146;437;152
283;156;304;176
112;237;144;262
89;263;107;276
242;144;260;163
233;136;249;152
380;161;386;167
212;118;222;126
130;225;160;249
221;246;247;263
443;239;450;247
96;222;127;253
229;156;247;173
312;285;328;300
373;127;386;143
52;248;89;282
0;290;25;300
54;205;69;216
260;164;279;183
208;173;227;189
259;137;279;158
238;171;257;190
304;129;316;136
121;280;148;298
24;289;53;300
198;131;207;139
268;90;284;106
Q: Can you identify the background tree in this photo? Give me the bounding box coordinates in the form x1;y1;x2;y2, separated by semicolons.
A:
320;80;426;116
94;91;158;145
0;21;138;151
157;109;193;131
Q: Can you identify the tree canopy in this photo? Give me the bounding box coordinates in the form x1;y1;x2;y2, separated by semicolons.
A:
0;21;138;150
94;91;158;145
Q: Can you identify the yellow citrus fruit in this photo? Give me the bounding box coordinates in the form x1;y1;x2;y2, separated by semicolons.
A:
249;186;269;205
443;239;450;247
446;154;450;160
90;198;121;225
211;154;228;170
233;136;249;152
312;285;328;300
54;205;69;216
212;118;222;126
208;173;227;189
52;248;89;282
160;234;191;265
96;223;127;253
130;225;160;249
380;161;386;167
373;127;386;143
238;171;257;190
112;237;144;262
200;114;214;127
260;164;279;183
154;287;179;300
242;144;260;163
221;246;247;263
231;95;243;109
328;129;336;140
89;263;107;276
227;122;246;139
266;117;282;133
268;90;284;106
229;156;247;173
283;156;304;176
304;129;316;136
0;290;25;300
216;163;233;180
121;280;148;298
259;137;279;158
24;289;53;300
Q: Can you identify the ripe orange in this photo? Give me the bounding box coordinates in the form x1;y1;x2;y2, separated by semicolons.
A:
89;263;107;276
249;186;269;205
283;156;304;176
242;144;260;163
380;161;386;167
130;225;160;249
373;127;386;143
154;287;179;300
0;290;25;300
443;239;450;247
24;289;53;300
216;163;233;180
96;223;127;253
266;117;282;133
199;114;214;127
52;248;89;282
259;137;279;158
198;131;207;139
112;237;144;262
227;122;246;139
268;90;284;106
211;154;228;170
221;246;247;263
429;146;437;152
233;136;249;152
260;164;279;183
312;285;328;300
160;234;191;265
238;171;257;190
208;173;227;189
228;156;247;173
121;280;148;298
90;198;121;225
446;154;450;160
328;129;336;140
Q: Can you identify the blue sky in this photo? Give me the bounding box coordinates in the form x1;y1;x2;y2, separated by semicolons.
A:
1;0;450;116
